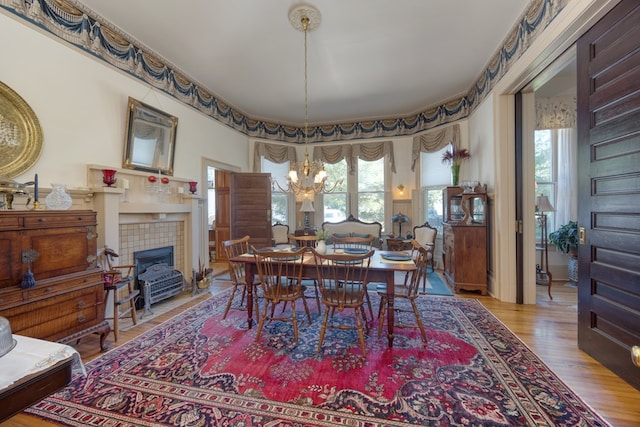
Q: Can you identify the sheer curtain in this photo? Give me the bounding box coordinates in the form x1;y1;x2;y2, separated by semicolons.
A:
555;128;577;226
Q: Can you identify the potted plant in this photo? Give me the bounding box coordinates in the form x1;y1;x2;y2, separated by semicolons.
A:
548;220;579;283
441;143;471;186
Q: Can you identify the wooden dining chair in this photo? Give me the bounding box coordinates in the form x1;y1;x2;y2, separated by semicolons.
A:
252;246;311;345
311;248;374;357
99;246;140;342
330;235;376;320
377;240;429;344
222;235;259;320
287;233;321;312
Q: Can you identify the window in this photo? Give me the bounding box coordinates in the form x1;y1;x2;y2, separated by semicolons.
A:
534;129;556;238
534;127;577;236
262;158;290;225
322;159;348;223
356;158;385;224
419;146;450;234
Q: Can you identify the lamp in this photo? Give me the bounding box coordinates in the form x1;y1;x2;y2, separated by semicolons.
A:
535;194;554;294
271;5;342;196
392;212;409;237
535;194;555;213
397;184;405;195
300;198;315;230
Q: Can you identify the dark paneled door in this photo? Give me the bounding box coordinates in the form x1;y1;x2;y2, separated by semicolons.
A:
230;173;272;250
576;0;640;390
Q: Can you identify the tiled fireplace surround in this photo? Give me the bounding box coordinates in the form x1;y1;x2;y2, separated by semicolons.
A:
85;165;206;284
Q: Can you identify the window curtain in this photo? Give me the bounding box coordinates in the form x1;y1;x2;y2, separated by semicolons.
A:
411;123;460;171
253;141;297;172
351;141;395;173
536;96;577;227
312;144;353;172
555;128;577;226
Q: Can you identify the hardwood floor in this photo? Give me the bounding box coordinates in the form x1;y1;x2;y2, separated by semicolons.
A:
3;273;639;427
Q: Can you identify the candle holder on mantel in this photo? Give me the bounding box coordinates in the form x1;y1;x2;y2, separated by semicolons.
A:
188;181;198;194
102;169;117;187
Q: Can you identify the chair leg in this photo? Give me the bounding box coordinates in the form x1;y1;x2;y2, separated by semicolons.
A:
291;302;299;345
313;281;321;312
300;295;312;324
129;299;138;326
317;307;331;353
255;300;270;341
364;291;374;322
223;285;239;319
113;302;119;342
355;308;367;358
411;299;427;344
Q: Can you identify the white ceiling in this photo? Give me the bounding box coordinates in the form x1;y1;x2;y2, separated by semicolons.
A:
75;0;531;126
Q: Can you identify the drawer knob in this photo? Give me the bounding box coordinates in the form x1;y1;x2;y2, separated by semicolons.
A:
46;287;52;292
78;313;86;323
77;300;85;309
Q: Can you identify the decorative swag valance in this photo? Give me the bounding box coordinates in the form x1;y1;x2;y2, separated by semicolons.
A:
411;123;460;171
254;140;395;175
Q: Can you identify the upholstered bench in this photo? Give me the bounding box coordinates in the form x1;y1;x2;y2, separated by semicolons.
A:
322;215;382;248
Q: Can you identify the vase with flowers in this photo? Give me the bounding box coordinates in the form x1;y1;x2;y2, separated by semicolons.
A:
315;229;328;253
441;143;471;186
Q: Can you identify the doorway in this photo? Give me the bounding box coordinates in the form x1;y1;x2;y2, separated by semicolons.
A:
201;158;240;264
517;47;577;305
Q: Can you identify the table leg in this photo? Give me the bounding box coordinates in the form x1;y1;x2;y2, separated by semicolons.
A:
245;261;254;329
385;270;395;348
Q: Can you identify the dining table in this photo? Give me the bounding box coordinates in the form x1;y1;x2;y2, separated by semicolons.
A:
231;247;417;348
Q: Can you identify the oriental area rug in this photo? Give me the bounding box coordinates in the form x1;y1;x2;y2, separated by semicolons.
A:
27;290;609;426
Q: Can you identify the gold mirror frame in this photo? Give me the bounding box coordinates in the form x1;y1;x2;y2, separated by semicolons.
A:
0;81;43;178
123;97;178;176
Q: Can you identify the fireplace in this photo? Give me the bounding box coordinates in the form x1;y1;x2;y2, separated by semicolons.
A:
134;246;175;279
133;246;184;313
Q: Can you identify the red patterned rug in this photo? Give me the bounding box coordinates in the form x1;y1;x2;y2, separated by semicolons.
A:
27;290;609;426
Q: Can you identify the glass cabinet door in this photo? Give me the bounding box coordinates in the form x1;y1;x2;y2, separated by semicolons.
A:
461;194;486;225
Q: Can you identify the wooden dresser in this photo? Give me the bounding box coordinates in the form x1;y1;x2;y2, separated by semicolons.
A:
442;186;488;295
0;210;110;351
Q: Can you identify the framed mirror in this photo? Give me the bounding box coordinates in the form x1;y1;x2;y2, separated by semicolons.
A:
123;97;178;175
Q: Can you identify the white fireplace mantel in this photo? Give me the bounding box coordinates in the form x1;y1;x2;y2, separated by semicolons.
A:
87;165;205;282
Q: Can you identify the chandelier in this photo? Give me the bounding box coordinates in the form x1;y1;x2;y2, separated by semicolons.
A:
272;5;342;196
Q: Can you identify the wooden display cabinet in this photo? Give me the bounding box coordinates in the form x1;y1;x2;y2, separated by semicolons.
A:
442;185;488;295
0;210;110;351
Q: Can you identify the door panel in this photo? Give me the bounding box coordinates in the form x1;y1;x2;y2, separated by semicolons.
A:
577;0;640;390
215;170;230;261
230;173;272;250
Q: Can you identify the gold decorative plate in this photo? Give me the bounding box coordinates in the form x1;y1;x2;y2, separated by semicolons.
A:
0;81;43;178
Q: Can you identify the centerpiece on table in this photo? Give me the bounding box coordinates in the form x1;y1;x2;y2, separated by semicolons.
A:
315;229;328;253
441;143;471;186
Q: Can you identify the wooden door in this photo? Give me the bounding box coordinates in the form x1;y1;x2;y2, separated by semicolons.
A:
230;173;272;250
576;0;640;390
215;170;231;261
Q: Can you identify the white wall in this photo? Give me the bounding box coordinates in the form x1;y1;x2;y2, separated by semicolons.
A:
1;12;250;189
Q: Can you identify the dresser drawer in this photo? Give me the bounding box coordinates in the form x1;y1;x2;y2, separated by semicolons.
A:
22;212;96;229
0;270;103;310
1;284;104;340
0;215;21;231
